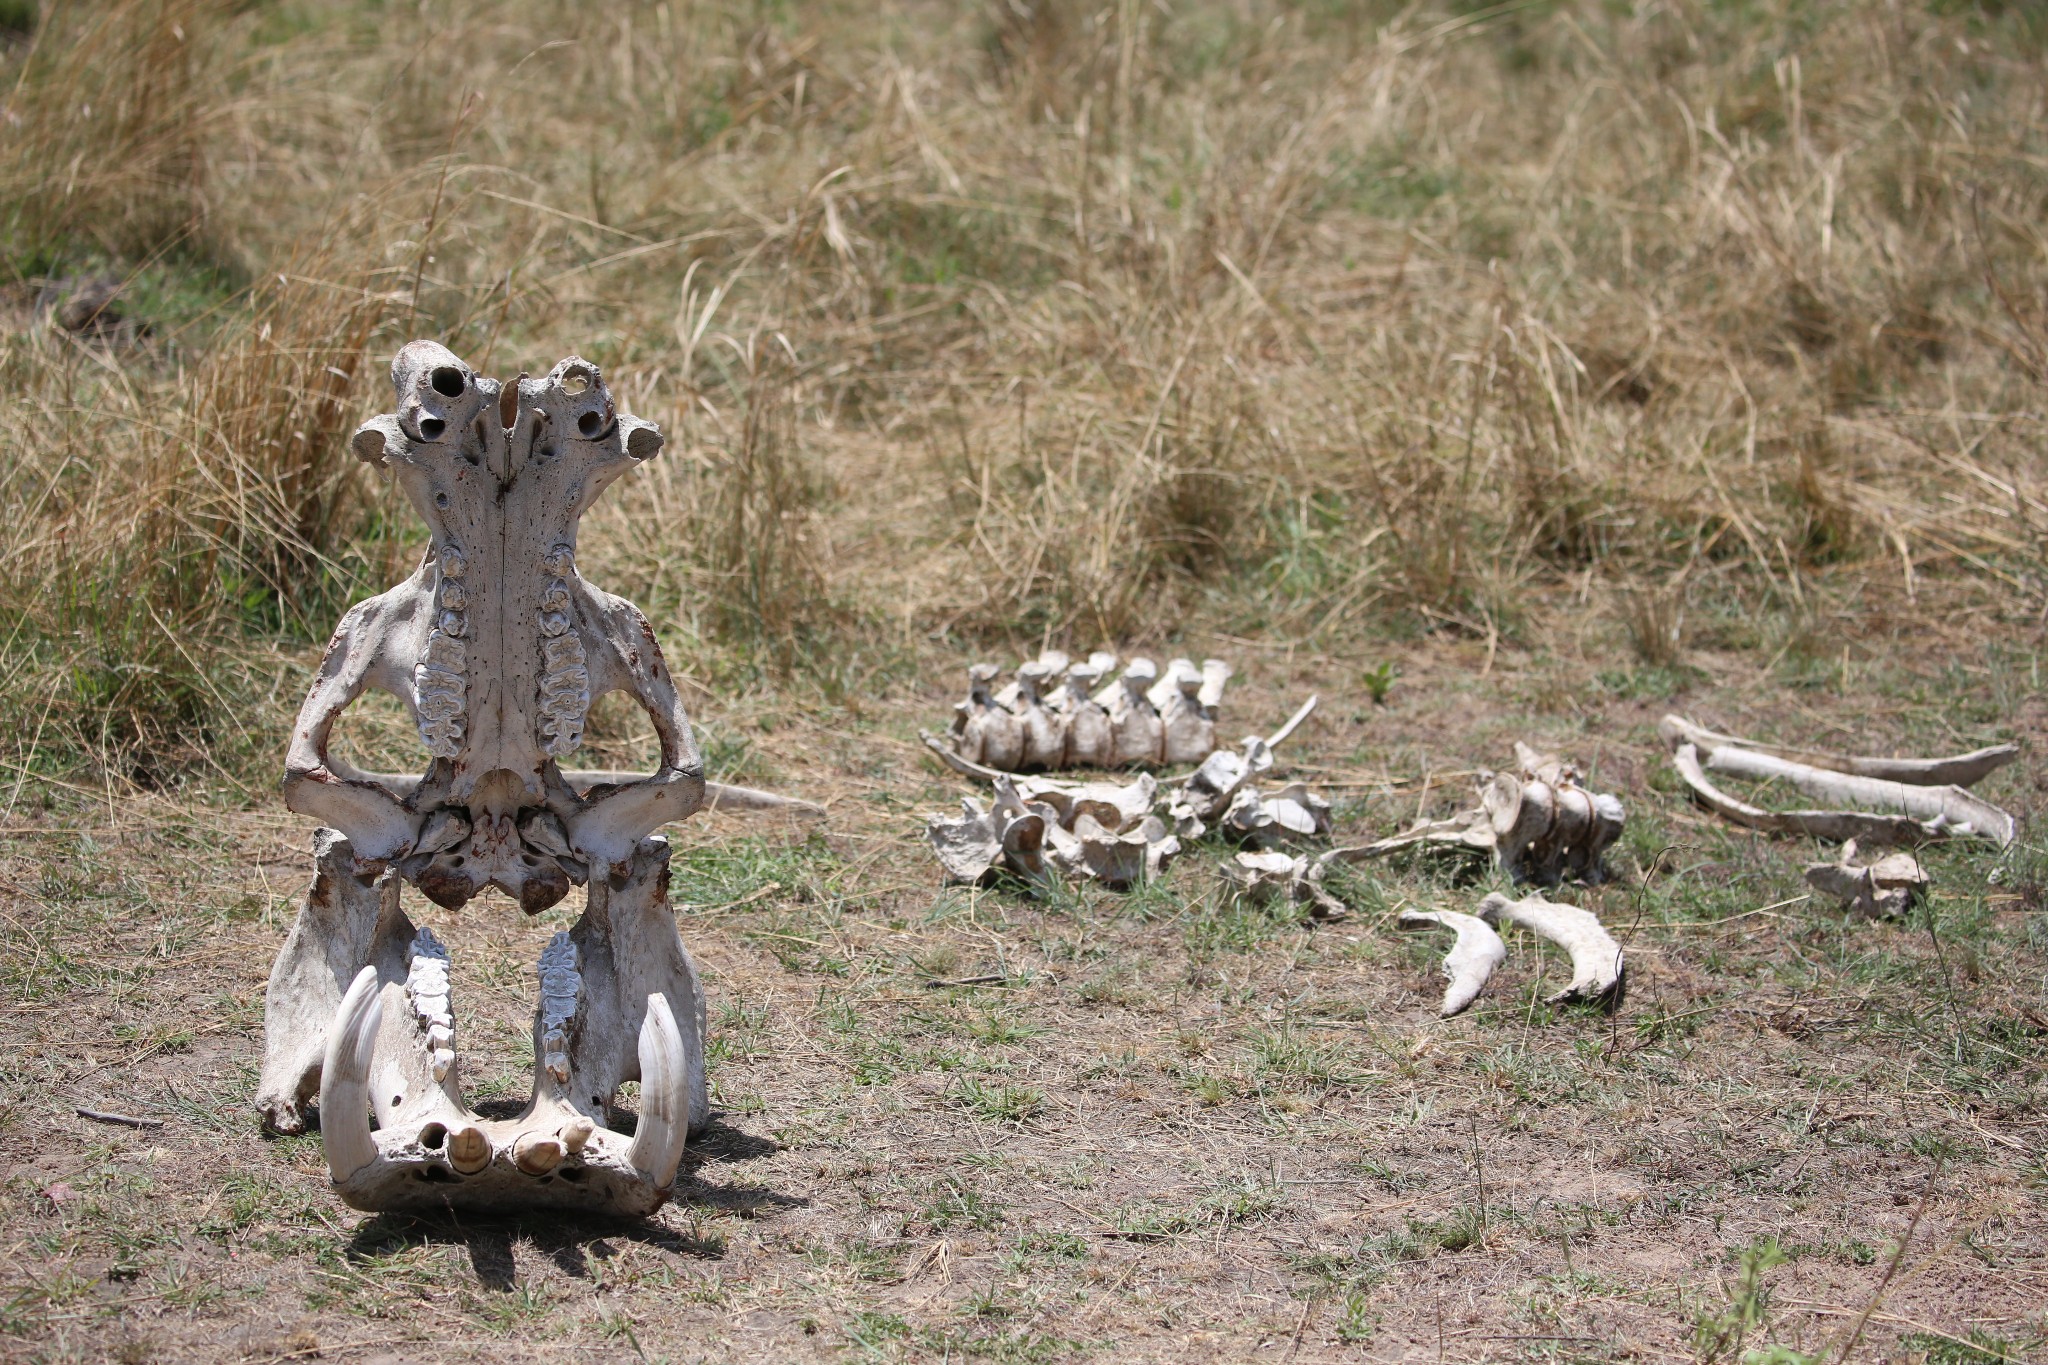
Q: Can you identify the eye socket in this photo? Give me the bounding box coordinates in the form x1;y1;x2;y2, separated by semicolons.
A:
560;369;591;396
577;411;603;437
419;417;446;440
430;366;466;397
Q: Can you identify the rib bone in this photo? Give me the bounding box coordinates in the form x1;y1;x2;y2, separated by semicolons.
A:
1660;715;2015;846
1478;892;1625;1008
1397;910;1506;1017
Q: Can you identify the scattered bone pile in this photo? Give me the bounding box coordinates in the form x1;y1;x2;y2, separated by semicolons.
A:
928;773;1179;891
947;652;1234;770
923;695;1324;892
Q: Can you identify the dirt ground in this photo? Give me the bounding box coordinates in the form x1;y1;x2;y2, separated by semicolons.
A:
2;586;2042;1364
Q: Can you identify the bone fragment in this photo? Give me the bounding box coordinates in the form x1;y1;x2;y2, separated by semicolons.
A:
1013;662;1068;771
1804;839;1929;919
1660;716;2015;846
1223;849;1350;919
1104;659;1165;766
1397;910;1507;1017
626;993;689;1187
1155;664;1217;765
318;967;384;1184
1478;892;1625;1008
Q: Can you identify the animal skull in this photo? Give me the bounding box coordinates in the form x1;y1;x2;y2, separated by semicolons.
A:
258;342;742;1215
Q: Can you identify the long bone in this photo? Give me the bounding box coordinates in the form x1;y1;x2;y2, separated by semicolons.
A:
1396;910;1506;1017
1478;892;1625;1008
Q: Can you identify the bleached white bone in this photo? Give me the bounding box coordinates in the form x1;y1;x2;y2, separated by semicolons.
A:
1397;910;1506;1017
319;967;383;1184
1223;849;1349;920
1479;892;1625;1008
263;343;739;1217
626;993;688;1185
1660;716;2015;846
1804;839;1929;919
1659;715;2017;787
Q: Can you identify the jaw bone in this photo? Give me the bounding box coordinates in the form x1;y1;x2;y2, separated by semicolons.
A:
1478;892;1626;1009
1397;910;1507;1017
317;940;695;1216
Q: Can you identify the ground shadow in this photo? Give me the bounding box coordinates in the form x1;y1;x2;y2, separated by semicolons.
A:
339;1113;799;1289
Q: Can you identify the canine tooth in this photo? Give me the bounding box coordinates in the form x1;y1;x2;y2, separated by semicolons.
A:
318;967;383;1183
447;1124;491;1175
514;1132;566;1175
626;993;689;1186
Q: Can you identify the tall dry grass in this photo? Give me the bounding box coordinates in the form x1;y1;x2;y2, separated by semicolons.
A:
1;0;2044;785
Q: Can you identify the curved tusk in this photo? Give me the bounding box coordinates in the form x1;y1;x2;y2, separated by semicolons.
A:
318;966;384;1183
626;993;689;1188
1398;910;1507;1018
1479;892;1625;1008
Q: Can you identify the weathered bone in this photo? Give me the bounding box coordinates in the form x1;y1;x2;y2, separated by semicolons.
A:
1223;849;1349;920
1104;659;1165;766
1327;744;1623;885
263;343;748;1216
1659;716;2018;787
1478;892;1625;1008
925;773;1176;890
1660;715;2015;846
1804;839;1929;919
1397;910;1506;1017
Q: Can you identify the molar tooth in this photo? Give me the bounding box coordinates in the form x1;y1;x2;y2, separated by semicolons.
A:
514;1132;565;1175
447;1124;491;1175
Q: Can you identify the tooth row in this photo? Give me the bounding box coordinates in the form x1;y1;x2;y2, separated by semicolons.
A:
405;927;456;1081
537;932;581;1085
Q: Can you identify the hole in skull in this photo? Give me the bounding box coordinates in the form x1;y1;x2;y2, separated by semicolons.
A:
499;380;519;430
419;1122;447;1150
419;417;446;441
559;1167;586;1182
434;491;449;508
390;1093;402;1108
560;369;591;396
430;366;466;397
577;410;603;438
416;1165;458;1183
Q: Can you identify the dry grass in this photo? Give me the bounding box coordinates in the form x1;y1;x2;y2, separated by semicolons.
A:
0;0;2043;1360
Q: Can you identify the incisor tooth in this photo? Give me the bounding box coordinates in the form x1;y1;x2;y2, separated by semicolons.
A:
559;1117;595;1152
447;1124;490;1174
514;1132;565;1175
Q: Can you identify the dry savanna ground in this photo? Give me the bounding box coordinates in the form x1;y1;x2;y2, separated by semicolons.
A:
0;0;2045;1361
